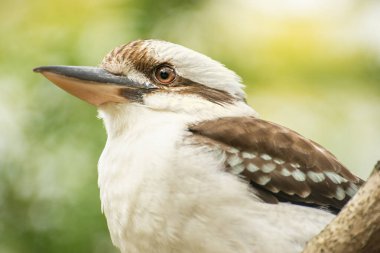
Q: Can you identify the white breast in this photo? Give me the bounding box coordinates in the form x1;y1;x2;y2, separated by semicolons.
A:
97;103;334;253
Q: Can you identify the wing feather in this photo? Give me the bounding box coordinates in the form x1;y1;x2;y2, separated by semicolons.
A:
189;116;364;213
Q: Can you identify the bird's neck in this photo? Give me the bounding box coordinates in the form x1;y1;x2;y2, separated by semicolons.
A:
97;103;186;139
97;100;258;139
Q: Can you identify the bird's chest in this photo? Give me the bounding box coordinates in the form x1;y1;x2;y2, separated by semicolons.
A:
97;124;187;251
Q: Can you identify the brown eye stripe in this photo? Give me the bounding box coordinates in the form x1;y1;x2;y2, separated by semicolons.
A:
102;40;242;105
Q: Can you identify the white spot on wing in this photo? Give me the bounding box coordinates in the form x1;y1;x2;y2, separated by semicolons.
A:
230;164;245;175
260;154;272;161
273;158;285;165
292;169;306;181
281;168;292;177
290;163;301;169
227;147;239;154
247;163;260;173
257;175;271;185
227;155;242;167
242;152;256;159
325;172;348;184
299;190;311;198
262;163;276;173
307;171;325;183
335;186;346;200
285;191;295;196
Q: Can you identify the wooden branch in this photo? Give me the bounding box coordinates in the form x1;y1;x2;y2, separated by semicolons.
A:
302;161;380;253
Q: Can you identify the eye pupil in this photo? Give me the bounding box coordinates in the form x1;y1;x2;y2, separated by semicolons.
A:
160;70;170;79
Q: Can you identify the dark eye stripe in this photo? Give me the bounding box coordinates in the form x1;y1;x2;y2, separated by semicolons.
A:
102;41;241;105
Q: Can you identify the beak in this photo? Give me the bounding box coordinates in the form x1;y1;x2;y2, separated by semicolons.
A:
33;65;156;106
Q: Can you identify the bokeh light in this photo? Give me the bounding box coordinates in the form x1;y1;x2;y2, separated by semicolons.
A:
0;0;379;252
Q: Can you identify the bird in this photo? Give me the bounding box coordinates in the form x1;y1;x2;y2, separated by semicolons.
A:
34;39;364;253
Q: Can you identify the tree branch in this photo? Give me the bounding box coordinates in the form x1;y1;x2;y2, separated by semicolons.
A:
302;161;380;253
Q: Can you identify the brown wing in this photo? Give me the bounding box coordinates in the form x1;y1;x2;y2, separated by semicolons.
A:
188;116;364;213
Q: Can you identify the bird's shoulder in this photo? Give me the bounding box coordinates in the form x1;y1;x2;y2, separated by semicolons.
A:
187;116;364;213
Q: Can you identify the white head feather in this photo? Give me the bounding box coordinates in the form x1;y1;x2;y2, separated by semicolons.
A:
144;40;245;99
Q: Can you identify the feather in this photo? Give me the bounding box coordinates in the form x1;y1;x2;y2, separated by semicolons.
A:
189;116;364;213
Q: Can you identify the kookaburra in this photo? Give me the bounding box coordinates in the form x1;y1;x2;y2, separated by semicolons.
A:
34;40;363;253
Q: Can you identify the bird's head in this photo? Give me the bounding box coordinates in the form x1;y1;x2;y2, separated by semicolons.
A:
34;40;258;138
34;40;248;113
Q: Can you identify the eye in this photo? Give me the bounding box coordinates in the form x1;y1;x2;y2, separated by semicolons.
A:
154;65;176;84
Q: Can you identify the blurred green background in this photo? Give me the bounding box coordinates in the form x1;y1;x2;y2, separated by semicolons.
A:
0;0;379;252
